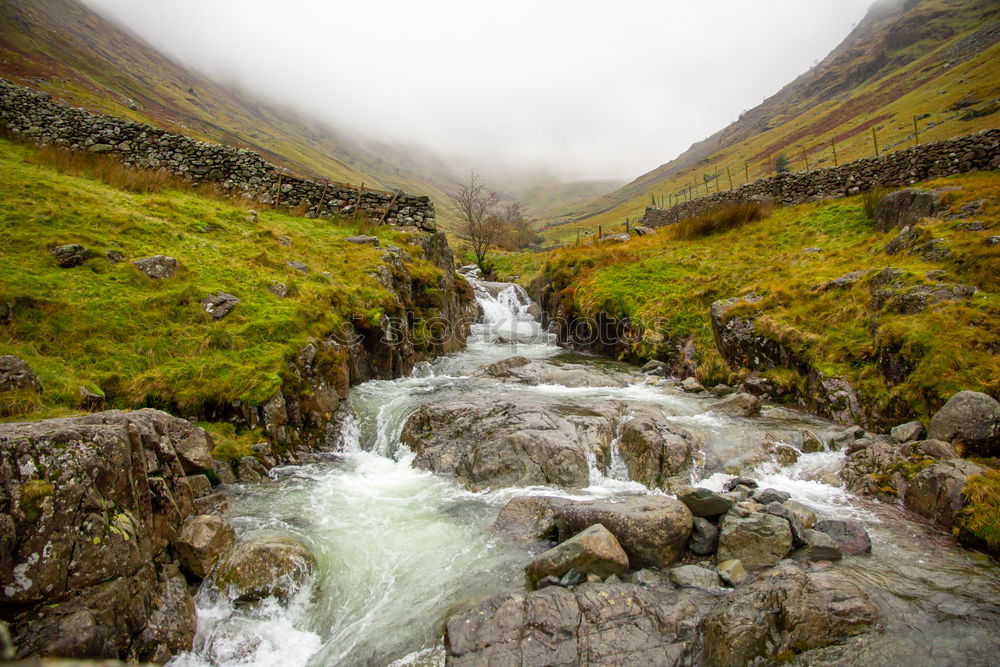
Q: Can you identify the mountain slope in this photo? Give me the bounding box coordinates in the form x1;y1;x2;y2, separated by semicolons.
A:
0;0;472;223
545;0;1000;242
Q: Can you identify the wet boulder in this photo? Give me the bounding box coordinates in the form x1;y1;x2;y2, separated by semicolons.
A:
401;399;603;490
476;357;626;388
716;511;793;570
903;459;986;529
215;535;316;604
525;524;629;584
754;488;791;505
688;516;720;555
175;514;236;579
678;487;734;517
927;390;1000;457
617;416;699;491
792;529;843;562
555;495;693;568
707;392;761;417
681;376;704;393
669;564;722;589
492;495;573;545
132;255;179;279
813;519;872;555
716;559;749;586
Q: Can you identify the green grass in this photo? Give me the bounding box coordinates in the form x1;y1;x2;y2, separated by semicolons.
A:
530;171;1000;423
0;137;438;421
957;469;1000;554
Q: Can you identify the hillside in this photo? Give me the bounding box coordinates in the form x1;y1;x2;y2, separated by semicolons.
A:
544;0;1000;242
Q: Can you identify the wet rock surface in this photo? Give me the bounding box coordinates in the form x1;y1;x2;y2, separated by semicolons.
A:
214;535;316;604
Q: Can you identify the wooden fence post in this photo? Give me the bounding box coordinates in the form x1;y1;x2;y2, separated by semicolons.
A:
913;115;919;146
744;161;749;184
803;151;810;171
831;138;838;166
871;127;879;157
598;225;602;240
727;167;733;190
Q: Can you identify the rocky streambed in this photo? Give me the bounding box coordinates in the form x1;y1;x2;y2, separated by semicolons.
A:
2;277;999;666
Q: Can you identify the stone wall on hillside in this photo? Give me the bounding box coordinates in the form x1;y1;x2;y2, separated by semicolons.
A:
0;78;436;228
641;129;1000;227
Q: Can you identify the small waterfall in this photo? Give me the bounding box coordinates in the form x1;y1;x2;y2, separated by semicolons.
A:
464;273;554;345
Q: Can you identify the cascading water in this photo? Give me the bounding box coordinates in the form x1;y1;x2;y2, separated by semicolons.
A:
172;274;1000;667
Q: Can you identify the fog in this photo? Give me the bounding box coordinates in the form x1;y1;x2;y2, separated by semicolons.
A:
80;0;873;180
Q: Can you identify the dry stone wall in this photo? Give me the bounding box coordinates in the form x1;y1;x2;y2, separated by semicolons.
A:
641;129;1000;227
0;78;436;228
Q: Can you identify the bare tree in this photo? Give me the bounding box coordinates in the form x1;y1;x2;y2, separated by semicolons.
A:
451;172;501;271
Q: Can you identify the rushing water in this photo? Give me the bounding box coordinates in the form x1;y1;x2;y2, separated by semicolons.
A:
172;276;1000;667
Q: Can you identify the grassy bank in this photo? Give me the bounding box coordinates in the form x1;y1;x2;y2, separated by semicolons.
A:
501;171;999;424
0;137;439;422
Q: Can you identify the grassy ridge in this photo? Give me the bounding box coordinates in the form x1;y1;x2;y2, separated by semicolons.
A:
0;137;436;420
498;171;1000;423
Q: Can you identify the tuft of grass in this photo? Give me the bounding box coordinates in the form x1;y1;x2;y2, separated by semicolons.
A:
196;422;265;462
956;469;1000;553
26;144;187;194
861;187;889;221
667;200;773;240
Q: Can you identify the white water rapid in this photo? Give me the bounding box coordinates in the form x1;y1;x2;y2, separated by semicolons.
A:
171;274;1000;667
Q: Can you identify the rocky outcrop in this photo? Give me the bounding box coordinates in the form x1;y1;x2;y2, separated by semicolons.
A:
617;415;700;491
873;188;942;232
445;563;879;666
49;244;91;268
174;515;235;580
903;459;987;530
927;390;1000;457
476;356;627;388
0;356;42;395
491;496;574;545
525;524;629;584
214;535;316;604
132;255;178;279
0;409;215;662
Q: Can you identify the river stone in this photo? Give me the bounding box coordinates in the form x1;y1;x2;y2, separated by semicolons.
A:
903;458;987;529
50;243;91;268
927;390;1000;457
873;188;941;232
132;255;178;279
402;399;603;490
701;562;879;665
763;502;806;546
754;488;791;505
716;559;749;586
792;529;843;562
492;495;573;545
201;292;240;320
618;417;699;491
525;524;628;584
782;500;817;530
891;420;924;443
717;511;793;570
555;495;693;568
678;487;734;517
681;377;704;393
724;476;759;492
688;516;719;555
708;392;761;417
0;356;43;394
670;564;722;589
814;519;872;555
641;359;667;375
215;536;316;604
175;515;235;579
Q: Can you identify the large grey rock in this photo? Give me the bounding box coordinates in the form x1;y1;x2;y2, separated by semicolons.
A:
873;188;941;232
555;495;693;568
0;409;202;661
717;511;793;570
476;357;626;388
0;356;43;394
132;255;178;279
525;524;628;584
792;529;843;562
708;392;761;417
174;515;235;579
903;458;987;529
401;399;604;490
813;519;872;555
492;495;573;545
201;292;240;320
617;416;699;491
677;487;734;517
763;502;807;546
215;536;316;604
50;244;91;268
670;564;721;589
927;390;1000;457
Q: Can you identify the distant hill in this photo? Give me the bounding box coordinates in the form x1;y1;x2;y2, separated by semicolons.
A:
545;0;1000;242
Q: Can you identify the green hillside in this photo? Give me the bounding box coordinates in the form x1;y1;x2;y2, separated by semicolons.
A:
543;0;1000;242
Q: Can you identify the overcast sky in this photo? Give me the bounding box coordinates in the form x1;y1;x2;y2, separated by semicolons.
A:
81;0;874;180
